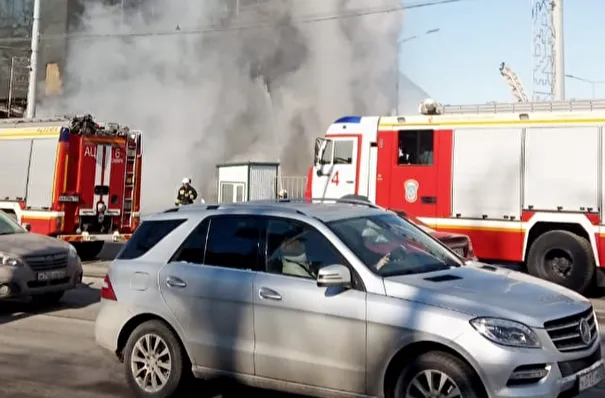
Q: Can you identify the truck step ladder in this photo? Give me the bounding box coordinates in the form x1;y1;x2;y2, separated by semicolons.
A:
438;99;605;115
120;133;139;228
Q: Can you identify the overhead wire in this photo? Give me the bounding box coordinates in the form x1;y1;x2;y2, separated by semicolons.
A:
0;0;466;44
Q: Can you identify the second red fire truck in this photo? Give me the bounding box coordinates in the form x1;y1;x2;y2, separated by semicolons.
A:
308;99;605;294
0;115;142;259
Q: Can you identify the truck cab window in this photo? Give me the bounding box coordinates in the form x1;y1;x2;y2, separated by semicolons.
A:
320;140;333;164
398;130;434;165
333;140;353;165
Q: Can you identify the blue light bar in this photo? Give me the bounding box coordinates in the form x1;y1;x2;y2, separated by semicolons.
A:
334;116;361;124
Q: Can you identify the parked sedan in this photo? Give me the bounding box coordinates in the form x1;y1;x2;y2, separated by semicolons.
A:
393;210;478;260
0;210;83;303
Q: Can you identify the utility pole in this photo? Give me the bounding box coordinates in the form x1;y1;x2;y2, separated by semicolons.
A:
25;0;41;119
552;0;565;100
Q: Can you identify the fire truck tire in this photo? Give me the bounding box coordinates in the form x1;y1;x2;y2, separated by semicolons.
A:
73;241;105;261
526;230;595;293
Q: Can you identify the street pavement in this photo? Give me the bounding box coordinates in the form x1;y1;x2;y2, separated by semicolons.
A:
0;243;603;397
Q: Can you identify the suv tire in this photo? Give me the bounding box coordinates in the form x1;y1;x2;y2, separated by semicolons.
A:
124;320;190;398
527;230;594;294
394;351;483;398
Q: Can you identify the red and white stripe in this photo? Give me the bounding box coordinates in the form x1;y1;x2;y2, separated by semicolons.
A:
94;144;112;205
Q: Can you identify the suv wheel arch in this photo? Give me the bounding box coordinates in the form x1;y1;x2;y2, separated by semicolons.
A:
382;341;486;398
116;313;193;365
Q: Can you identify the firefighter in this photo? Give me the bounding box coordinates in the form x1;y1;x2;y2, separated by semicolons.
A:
175;177;198;206
278;189;288;200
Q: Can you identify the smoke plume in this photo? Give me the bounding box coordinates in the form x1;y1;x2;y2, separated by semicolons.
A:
41;0;400;212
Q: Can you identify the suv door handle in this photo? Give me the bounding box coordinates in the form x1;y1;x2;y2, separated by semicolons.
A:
259;287;282;301
166;276;186;288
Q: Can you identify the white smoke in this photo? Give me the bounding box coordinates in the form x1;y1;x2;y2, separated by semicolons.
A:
41;0;400;212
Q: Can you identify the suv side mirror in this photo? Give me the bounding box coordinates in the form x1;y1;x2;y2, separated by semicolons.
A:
317;264;352;288
22;223;31;232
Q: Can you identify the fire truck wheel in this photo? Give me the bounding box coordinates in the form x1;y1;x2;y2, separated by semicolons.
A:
73;241;105;261
526;230;595;294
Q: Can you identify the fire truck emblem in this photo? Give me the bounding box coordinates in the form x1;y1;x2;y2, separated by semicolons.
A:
404;179;419;203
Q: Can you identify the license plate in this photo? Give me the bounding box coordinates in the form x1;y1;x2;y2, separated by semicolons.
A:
453;247;465;256
37;270;67;281
579;363;605;391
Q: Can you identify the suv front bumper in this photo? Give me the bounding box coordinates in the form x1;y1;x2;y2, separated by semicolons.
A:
456;327;604;398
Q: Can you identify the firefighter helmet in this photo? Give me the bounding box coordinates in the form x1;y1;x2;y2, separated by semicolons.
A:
182;177;191;185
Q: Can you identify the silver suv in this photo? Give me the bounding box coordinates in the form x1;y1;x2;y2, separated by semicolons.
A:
95;201;604;398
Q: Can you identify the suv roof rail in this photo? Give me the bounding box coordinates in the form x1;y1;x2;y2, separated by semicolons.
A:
240;197;384;209
162;202;307;215
162;197;384;214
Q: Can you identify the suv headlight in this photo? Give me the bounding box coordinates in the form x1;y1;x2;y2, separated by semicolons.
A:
0;251;23;267
470;317;541;348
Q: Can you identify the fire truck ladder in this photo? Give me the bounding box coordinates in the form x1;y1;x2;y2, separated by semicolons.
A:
435;99;605;115
499;62;529;103
121;132;140;228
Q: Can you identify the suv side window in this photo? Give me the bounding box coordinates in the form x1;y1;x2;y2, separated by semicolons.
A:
117;219;186;260
170;219;210;264
265;218;358;285
204;215;263;270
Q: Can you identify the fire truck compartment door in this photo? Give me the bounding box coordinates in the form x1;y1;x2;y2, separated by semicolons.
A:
524;126;599;212
26;138;58;209
313;137;358;199
452;127;522;219
0;138;32;201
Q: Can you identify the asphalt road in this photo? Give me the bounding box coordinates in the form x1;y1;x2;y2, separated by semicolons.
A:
0;243;602;397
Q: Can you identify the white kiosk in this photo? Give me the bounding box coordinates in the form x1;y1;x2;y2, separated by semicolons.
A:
216;162;280;203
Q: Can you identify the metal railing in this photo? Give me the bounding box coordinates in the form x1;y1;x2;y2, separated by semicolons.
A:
275;175;307;198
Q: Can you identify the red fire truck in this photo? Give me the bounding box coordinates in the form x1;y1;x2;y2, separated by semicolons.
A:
307;99;605;294
0;115;142;259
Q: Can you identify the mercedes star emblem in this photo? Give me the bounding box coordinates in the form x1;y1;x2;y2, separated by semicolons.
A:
578;319;591;345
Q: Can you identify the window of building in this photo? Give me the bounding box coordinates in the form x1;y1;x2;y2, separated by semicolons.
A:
220;182;245;203
397;130;434;165
204;215;263;270
118;219;186;260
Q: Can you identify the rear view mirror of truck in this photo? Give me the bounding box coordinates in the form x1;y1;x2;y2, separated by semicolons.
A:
314;138;329;166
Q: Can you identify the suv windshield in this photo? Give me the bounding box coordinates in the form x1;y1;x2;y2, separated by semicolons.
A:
328;213;462;277
0;212;25;235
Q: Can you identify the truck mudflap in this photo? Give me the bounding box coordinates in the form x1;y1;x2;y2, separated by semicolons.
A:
57;231;132;243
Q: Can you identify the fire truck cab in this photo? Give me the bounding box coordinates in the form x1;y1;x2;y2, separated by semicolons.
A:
310;99;605;294
0;115;142;259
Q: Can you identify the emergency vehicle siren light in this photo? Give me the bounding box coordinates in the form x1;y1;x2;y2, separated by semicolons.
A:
419;98;443;115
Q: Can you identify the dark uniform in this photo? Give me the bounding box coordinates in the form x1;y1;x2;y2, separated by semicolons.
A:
175;184;198;206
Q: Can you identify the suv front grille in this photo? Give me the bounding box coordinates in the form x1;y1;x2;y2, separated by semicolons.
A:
544;307;598;352
23;252;68;271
